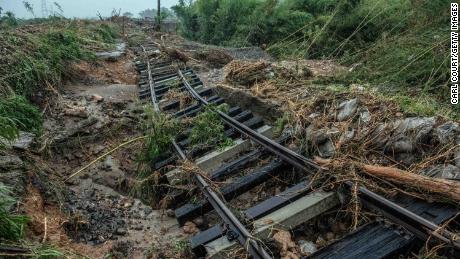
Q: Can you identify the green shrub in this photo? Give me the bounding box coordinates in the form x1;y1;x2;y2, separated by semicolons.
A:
0;116;19;149
139;105;179;163
0;11;18;27
95;24;119;43
174;0;451;104
0;96;43;134
190;104;233;149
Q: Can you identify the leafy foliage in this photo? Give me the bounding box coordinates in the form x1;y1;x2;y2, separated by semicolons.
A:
0;116;19;149
173;0;451;103
190;104;233;149
0;11;18;27
134;105;180;204
0;96;42;134
0;21;118;96
139;105;179;163
0;184;29;241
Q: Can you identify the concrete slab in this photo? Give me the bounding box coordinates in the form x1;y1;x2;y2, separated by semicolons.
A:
166;125;272;184
205;191;339;258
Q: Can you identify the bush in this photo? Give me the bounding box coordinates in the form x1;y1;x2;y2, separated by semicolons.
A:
173;0;450;99
190;104;233;149
95;23;119;43
139;105;179;163
0;96;43;134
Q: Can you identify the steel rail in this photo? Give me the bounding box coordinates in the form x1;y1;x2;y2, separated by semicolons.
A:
172;141;273;259
140;52;272;259
141;45;159;112
177;69;460;250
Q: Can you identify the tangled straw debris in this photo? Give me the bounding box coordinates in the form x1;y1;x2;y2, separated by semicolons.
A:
224;60;271;86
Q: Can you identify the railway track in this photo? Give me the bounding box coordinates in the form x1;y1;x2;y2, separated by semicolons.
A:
134;43;460;259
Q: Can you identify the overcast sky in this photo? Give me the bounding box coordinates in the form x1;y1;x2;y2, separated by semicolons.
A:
0;0;180;18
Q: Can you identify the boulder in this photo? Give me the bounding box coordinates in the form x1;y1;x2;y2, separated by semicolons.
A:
0;154;24;170
359;107;371;124
298;240;317;256
12;132;35;150
424;164;460;180
385;136;413;154
318;140;335;158
0;171;27;195
433;122;459;145
336;99;358;121
393;117;435;142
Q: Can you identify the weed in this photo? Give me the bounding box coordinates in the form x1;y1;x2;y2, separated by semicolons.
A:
139;105;180;163
0;96;43;135
134;105;180;204
190;104;233;149
273;114;289;138
95;24;119;44
0;116;19;149
30;245;64;258
174;240;191;253
0;184;29;241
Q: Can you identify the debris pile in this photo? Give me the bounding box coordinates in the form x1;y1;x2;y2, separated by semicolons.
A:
224;60;271;86
193;48;233;67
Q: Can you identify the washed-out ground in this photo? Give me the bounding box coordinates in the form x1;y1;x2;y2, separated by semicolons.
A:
1;42;192;258
2;31;459;259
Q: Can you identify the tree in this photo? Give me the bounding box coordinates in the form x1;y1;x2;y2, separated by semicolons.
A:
139;8;172;19
123;12;133;18
23;1;35;17
139;8;155;19
54;2;63;16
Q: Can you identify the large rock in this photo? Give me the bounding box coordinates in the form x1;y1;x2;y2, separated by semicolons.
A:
385;136;413;154
424;164;460;180
393;117;435;142
53;116;99;143
0;171;27;195
367;123;390;148
433;122;459;145
336;99;358;121
359;107;371;124
95;43;126;62
0;154;24;170
318;140;335;158
12;132;35;150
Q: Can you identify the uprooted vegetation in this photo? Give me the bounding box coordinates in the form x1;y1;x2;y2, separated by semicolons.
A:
0;18;126;257
221;58;460;205
0;19;120;143
135;105;180;204
173;0;455;116
190;104;234;150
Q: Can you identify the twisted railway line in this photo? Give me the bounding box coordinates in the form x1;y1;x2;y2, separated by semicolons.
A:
134;43;460;259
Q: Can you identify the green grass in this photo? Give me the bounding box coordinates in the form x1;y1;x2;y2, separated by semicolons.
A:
0;116;19;149
139;105;180;163
0;96;43;135
134;105;180;203
0;184;29;241
190;104;233;149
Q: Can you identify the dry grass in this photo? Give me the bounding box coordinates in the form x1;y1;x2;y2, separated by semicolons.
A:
224;60;271;86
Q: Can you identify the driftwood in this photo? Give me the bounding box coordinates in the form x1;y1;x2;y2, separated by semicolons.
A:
313;156;460;202
362;165;460;202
